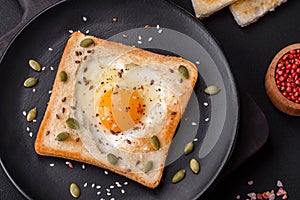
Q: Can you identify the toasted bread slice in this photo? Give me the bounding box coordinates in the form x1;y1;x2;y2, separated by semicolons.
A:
230;0;288;27
192;0;238;18
34;32;198;188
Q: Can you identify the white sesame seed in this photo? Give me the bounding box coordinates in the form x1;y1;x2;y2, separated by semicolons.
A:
97;191;101;195
48;48;53;51
32;88;36;93
195;61;200;65
110;198;115;200
132;45;136;47
123;182;128;185
65;161;69;165
205;118;210;122
148;37;153;42
138;35;142;40
42;66;46;71
203;102;209;107
96;185;101;189
29;132;33;137
158;29;163;34
191;122;197;126
32;119;37;123
106;188;110;192
156;24;160;29
82;164;86;169
48;90;52;94
91;183;95;188
110;185;114;189
83;16;87;21
83;182;88;187
104;170;108;175
100;198;105;200
50;66;54;71
85;30;90;34
121;189;125;194
107;192;111;196
26;127;30;132
23;111;27;116
78;30;81;32
137;40;142;44
193;138;198;142
49;163;55;167
69;30;73;33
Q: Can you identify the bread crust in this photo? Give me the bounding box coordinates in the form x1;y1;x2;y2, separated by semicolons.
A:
230;0;288;27
191;0;238;18
34;32;198;188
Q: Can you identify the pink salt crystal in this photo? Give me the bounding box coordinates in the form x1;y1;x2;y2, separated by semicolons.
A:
248;180;254;186
247;192;257;199
282;194;288;199
236;195;241;199
268;193;275;200
277;180;283;187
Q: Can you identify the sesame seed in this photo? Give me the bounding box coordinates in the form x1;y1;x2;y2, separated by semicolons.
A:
96;185;101;189
104;171;108;175
158;29;163;34
121;189;125;194
110;198;115;200
203;102;209;107
205;118;210;122
32;88;36;93
91;183;95;188
106;189;110;192
82;164;86;169
32;119;37;123
110;185;114;189
156;24;160;29
29;132;33;137
195;61;200;65
193;138;198;142
83;16;87;21
69;30;73;33
50;66;54;71
138;35;142;40
148;37;153;42
48;48;53;51
23;111;27;116
191;122;197;126
83;182;88;188
97;191;101;195
49;163;55;167
123;182;128;185
42;66;46;71
26;127;30;132
107;192;111;196
137;41;142;44
85;30;90;34
48;90;52;94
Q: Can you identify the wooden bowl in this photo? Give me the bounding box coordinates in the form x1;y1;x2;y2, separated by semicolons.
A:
265;43;300;116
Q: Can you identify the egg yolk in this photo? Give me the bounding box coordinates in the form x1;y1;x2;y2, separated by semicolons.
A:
97;88;144;133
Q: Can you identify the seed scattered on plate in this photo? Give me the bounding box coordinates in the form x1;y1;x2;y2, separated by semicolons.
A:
96;185;101;189
158;29;163;34
48;48;53;51
195;61;200;65
91;183;95;188
112;17;118;22
203;102;209;107
26;127;30;131
137;41;142;44
23;111;27;116
97;191;101;195
49;163;55;167
205;117;210;122
85;30;90;34
48;90;52;94
191;122;197;126
32;88;36;93
193;138;198;142
82;164;86;169
156;24;160;29
121;189;125;194
138;35;142;40
123;181;128;185
69;30;74;33
82;16;87;21
148;37;153;42
104;170;109;175
83;182;88;188
42;66;46;71
29;132;33;137
50;66;54;71
110;185;115;189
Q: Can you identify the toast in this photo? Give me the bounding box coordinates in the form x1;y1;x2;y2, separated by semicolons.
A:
34;32;198;188
230;0;288;27
191;0;238;18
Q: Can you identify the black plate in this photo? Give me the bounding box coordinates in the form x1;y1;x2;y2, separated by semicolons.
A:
0;0;239;199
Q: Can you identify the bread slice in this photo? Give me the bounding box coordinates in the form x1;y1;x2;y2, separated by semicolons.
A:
230;0;288;27
191;0;238;18
34;32;198;188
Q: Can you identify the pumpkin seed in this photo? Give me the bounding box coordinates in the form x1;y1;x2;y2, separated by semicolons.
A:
59;71;68;82
29;59;41;72
26;107;37;122
107;153;118;165
204;85;221;95
66;118;80;129
70;183;80;198
24;77;38;88
143;161;153;173
190;158;200;174
178;65;189;79
151;135;160;150
184;142;194;155
56;132;69;141
172;169;186;184
80;38;94;48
